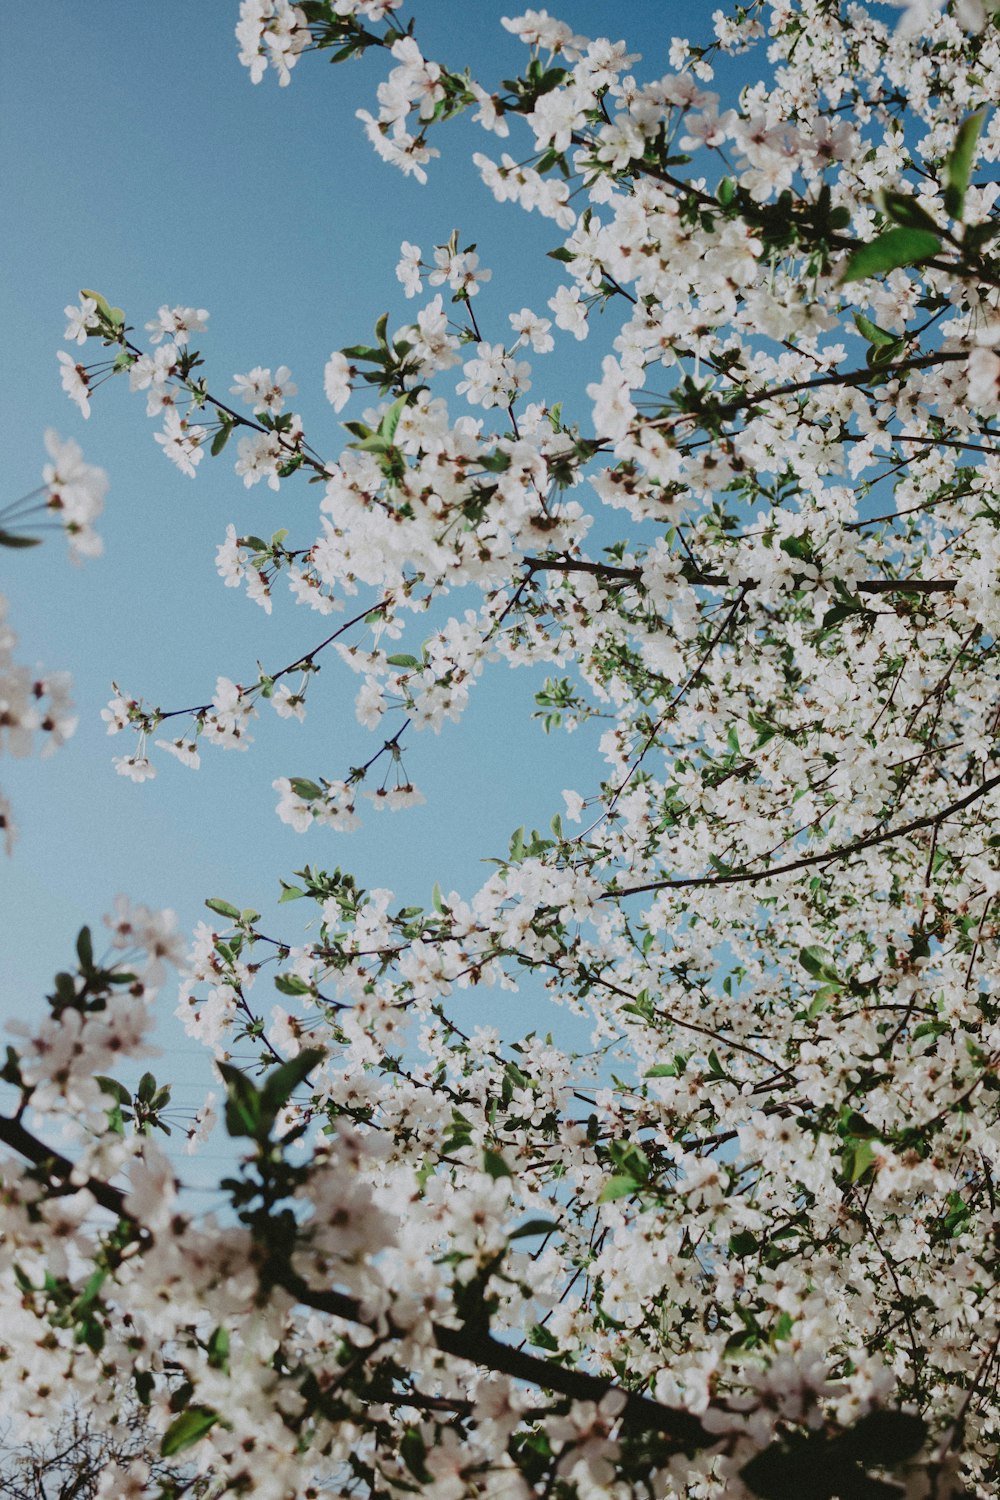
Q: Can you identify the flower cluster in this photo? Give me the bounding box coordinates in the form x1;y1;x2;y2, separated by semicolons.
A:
17;1;1000;1497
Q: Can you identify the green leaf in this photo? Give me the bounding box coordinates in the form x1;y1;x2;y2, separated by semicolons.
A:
210;422;234;457
944;111;985;220
75;926;94;970
94;1075;132;1105
278;882;306;903
379;393;408;444
598;1175;640;1203
216;1063;262;1139
274;972;311;996
834;1409;927;1467
841;227;940;282
289;778;323;801
846;1138;877;1184
0;530;42;548
206;1325;230;1373
259;1046;325;1118
878;189;940;234
798;945;841;984
483;1148;513;1179
205;898;240;920
509;1218;559;1240
853;312;897;347
386;653;421;669
717;176;735;206
161;1406;219;1457
528;1322;559;1350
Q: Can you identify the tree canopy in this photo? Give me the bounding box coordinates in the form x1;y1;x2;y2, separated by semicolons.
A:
3;1;1000;1495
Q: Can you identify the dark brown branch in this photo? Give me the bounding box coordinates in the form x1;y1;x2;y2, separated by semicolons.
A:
0;1114;709;1452
275;1269;709;1449
612;770;1000;897
0;1115;137;1223
522;556;956;595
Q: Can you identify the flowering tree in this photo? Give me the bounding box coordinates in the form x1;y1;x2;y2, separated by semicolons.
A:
5;0;1000;1494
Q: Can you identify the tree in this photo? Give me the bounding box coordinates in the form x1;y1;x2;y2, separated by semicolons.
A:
3;0;1000;1494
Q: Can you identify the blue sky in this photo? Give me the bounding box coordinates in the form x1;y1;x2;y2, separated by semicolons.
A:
0;3;751;1166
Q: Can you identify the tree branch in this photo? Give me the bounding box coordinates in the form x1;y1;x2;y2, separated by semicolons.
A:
612;770;1000;897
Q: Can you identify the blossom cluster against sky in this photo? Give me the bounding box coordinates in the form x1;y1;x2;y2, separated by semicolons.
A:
0;3;746;1154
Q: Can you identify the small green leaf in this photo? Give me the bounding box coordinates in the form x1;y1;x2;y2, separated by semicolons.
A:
944;111;985;221
216;1063;262;1139
75;926;94;970
878;189;940;234
161;1406;219;1457
205;898;240;920
483;1148;513;1179
798;945;841;984
278;881;306;903
509;1218;559;1241
289;778;323;801
847;1138;877;1183
0;530;42;548
260;1046;325;1118
386;654;421;669
528;1322;559;1350
379;394;408;444
853;312;897;347
598;1175;640;1203
274;972;311;996
94;1075;132;1105
841;227;940;282
206;1325;230;1372
210;422;234;457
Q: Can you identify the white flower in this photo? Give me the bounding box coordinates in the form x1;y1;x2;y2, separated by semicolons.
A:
548;284;588;340
215;523;246;586
272;683;306;720
154;409;206;477
57;351;91;417
509;307;554;353
155;737;201;769
396;241;424;298
144;304;209;345
113;754;156;783
324;351;354;411
63;296;98;345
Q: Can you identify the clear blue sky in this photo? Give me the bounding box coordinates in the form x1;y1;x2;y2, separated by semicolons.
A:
0;3;750;1168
